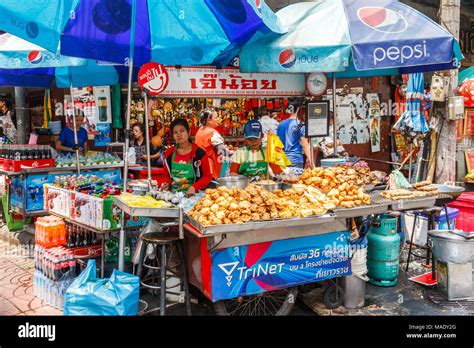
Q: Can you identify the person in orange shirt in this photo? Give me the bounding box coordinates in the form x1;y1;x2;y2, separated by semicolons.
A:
195;108;231;179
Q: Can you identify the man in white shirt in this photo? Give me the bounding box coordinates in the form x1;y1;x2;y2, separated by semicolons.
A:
258;107;279;147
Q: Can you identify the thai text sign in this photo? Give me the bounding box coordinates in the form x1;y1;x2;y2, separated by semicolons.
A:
211;231;351;301
161;67;305;97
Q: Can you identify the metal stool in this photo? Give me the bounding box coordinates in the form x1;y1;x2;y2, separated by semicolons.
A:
405;207;445;275
136;231;192;316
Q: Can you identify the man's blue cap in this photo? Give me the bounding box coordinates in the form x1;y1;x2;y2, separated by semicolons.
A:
244;120;263;139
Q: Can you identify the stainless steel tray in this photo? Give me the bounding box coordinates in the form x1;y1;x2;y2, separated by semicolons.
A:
185;213;336;235
334;204;389;218
390;196;437;211
114;197;181;218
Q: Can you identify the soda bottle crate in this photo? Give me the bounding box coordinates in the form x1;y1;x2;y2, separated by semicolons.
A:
4;158;55;172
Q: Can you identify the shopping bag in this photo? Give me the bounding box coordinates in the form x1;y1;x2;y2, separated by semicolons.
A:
64;259;139;316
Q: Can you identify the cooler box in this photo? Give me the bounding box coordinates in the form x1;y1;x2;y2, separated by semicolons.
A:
449;193;474;232
404;208;459;247
128;167;167;186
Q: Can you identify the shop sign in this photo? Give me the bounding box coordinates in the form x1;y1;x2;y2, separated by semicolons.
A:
138;62;169;95
160;67;305;97
211;231;351;301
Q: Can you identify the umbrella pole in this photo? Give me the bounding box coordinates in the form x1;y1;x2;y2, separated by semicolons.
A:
119;0;137;272
69;83;81;175
332;73;337;157
143;92;152;190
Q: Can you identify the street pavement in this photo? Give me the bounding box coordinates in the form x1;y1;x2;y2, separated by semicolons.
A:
0;228;470;316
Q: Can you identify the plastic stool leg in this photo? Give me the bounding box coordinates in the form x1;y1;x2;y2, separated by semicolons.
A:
177;241;192;316
160;244;167;316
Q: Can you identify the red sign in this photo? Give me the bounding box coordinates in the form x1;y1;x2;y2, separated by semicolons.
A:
138;62;169;95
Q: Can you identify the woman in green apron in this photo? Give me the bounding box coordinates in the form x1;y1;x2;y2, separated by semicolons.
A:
162;118;212;196
230;120;283;178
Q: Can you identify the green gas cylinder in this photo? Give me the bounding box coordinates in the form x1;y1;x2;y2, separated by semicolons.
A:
367;214;400;287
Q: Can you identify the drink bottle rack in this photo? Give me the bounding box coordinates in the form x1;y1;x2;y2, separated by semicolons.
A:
2;158;55;172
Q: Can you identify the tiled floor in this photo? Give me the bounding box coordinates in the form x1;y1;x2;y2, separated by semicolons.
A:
0;240;62;316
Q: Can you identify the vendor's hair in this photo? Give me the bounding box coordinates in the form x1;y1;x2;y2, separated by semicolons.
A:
287;98;303;114
170;118;190;134
200;108;215;125
132;123;145;136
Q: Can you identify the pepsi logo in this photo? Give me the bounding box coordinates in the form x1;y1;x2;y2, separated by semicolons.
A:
358;7;408;34
27;50;42;64
279;49;296;69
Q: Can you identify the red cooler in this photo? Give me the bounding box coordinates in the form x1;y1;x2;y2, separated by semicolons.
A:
449;192;474;232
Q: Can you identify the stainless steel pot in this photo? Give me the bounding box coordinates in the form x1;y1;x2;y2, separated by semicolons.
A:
216;175;248;190
428;230;474;264
254;181;281;192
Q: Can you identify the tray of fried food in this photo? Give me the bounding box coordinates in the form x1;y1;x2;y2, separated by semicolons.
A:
411;181;439;196
325;182;371;209
187;184;333;226
380;188;430;200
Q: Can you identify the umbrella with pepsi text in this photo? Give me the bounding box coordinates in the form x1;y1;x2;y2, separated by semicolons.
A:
0;0;284;68
239;0;462;76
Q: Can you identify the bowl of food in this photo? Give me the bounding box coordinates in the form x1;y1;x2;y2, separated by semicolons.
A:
216;175;248;190
254;179;280;192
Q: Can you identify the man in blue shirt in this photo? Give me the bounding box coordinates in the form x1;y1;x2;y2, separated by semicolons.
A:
55;113;88;154
276;99;311;168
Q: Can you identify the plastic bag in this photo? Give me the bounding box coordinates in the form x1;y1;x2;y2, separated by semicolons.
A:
64;259;139;316
388;170;410;189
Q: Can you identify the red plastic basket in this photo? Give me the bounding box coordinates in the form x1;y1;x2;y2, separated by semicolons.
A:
448;192;474;232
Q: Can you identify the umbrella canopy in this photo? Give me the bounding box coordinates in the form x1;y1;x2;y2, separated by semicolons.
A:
0;58;121;88
0;0;283;67
459;66;474;85
394;73;429;136
0;32;86;69
0;68;54;87
239;0;462;75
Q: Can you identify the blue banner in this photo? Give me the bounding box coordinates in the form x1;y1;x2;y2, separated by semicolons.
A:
211;231;351;301
94;123;111;147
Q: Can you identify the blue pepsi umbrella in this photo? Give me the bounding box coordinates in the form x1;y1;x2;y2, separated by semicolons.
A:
0;0;283;67
394;73;429;136
0;68;54;88
239;0;462;75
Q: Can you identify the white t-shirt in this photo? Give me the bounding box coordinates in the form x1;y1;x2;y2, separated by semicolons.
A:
259;115;279;147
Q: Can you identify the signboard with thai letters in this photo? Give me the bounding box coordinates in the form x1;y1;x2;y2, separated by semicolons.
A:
160;67;305;97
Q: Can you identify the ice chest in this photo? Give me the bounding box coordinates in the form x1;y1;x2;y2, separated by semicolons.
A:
449;193;474;232
404;208;459;247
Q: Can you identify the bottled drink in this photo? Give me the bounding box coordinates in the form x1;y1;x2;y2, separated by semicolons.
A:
27;147;33;160
98;91;108;122
21;146;27;160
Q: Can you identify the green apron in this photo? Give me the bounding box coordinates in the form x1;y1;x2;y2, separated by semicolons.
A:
170;147;196;192
238;147;267;178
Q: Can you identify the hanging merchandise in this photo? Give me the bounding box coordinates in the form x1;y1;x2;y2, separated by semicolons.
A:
393;73;429;137
447;96;465;120
458;78;474;108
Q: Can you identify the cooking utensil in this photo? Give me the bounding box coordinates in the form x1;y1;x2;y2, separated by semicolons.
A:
216;175;248;190
254;180;281;192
